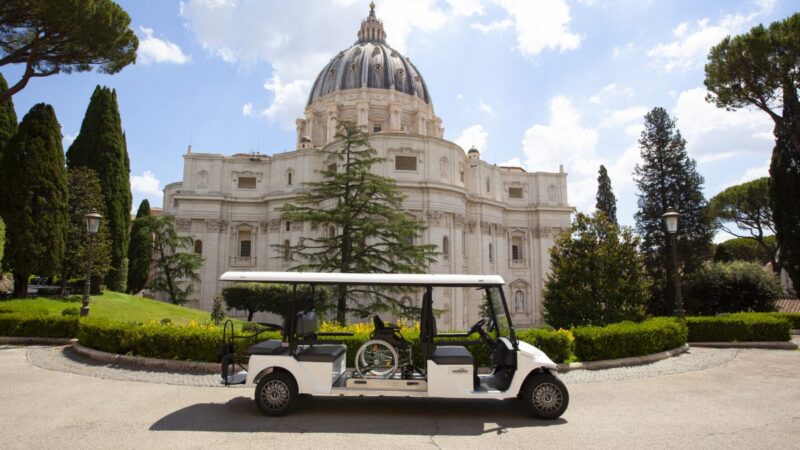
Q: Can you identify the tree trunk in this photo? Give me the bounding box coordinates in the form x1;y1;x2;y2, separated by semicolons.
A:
247;310;254;322
336;285;347;325
12;272;29;298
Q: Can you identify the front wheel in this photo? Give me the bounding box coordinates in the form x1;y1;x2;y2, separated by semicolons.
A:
255;371;298;416
522;372;569;419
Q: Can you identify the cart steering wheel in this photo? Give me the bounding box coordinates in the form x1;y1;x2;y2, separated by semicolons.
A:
468;319;495;349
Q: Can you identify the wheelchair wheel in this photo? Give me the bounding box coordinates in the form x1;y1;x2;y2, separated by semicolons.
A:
355;339;399;378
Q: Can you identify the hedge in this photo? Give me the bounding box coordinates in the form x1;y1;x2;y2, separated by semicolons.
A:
686;313;791;342
571;317;687;362
0;313;78;338
769;312;800;330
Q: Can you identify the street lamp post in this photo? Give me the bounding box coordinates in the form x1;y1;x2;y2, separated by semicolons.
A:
81;211;102;317
661;210;684;319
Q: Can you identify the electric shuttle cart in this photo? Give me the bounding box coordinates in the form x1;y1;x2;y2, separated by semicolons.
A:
217;272;569;419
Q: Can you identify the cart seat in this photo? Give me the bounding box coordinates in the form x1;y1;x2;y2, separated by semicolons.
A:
431;346;474;365
248;340;285;355
295;344;346;363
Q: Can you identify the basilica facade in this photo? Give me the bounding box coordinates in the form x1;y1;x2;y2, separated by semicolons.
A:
162;5;573;329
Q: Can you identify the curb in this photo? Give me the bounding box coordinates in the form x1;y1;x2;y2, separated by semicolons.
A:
68;343;220;374
557;343;689;372
689;341;798;350
0;336;77;346
791;329;799;336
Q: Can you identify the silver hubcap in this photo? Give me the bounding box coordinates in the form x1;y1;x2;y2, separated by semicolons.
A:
260;380;290;409
532;382;563;413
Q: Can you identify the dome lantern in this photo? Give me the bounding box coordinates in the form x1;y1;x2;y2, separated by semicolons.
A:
357;2;386;44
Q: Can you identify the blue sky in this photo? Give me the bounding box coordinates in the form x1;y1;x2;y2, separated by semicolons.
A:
2;0;793;237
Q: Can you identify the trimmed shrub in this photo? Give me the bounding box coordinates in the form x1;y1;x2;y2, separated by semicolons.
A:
686;313;791;342
516;328;574;363
0;313;78;338
684;261;782;315
770;312;800;329
572;317;687;362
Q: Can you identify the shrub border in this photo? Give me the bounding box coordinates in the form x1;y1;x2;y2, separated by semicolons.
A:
689;341;798;350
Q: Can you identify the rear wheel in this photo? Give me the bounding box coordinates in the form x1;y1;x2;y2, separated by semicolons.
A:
522;372;569;419
255;371;298;416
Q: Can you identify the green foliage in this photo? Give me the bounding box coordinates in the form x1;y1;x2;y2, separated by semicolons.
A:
686;313;790;342
634;107;714;314
708;177;778;271
714;235;776;265
67;86;132;292
683;261;782;315
543;212;650;328
127;201;154;294
595;165;617;224
141;216;203;305
769;312;800;329
221;283;328;321
516;328;575;364
0;0;138;100
61;307;80;316
0;313;78;338
279;120;437;323
0;103;69;297
0;217;5;271
572;317;688;362
210;294;225;325
0;73;18;159
704;13;800;293
61;167;112;293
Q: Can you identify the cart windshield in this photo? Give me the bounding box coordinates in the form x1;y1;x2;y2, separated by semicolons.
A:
485;285;514;342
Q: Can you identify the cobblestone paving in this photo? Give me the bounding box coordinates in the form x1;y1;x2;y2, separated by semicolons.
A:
19;343;744;387
22;345;246;388
559;347;738;383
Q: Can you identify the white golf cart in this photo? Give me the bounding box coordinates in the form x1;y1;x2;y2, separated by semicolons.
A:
217;272;568;419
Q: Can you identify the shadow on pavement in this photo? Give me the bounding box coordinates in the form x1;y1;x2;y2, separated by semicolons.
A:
150;395;566;435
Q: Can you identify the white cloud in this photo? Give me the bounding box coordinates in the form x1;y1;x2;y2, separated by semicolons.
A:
589;83;634;105
446;0;485;17
242;102;254;117
647;3;773;72
456;93;464;101
735;163;770;185
137;27;191;65
259;75;312;130
471;19;513;34
130;170;163;198
673;87;773;157
455;124;489;153
600;106;648;128
521;96;599;210
500;157;523;167
478;100;495;116
494;0;581;57
62;133;76;148
181;0;452;126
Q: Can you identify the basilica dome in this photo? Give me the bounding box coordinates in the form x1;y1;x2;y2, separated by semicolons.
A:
306;3;431;106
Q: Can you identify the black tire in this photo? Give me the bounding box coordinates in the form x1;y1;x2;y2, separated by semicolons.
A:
254;371;298;416
521;372;569;419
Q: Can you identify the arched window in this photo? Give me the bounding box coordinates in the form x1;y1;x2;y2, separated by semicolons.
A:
285;221;291;232
488;242;493;262
515;290;524;313
328;226;336;239
287;170;293;186
442;236;450;260
486;177;491;193
194;240;203;255
283;239;291;261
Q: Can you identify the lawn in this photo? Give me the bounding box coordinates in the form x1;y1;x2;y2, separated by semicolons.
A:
0;291;216;325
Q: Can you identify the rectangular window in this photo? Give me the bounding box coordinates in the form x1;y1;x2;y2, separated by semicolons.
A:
489;243;493;262
238;177;257;189
511;244;519;261
395;155;417;171
511;235;523;264
239;230;252;258
508;187;523;199
327;163;337;174
373;124;382;133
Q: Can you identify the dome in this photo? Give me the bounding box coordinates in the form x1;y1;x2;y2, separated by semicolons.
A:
306;4;431;107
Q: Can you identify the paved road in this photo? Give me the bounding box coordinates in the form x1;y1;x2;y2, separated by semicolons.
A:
1;346;798;449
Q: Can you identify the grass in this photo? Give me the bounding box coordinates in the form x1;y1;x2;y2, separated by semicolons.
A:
0;291;215;325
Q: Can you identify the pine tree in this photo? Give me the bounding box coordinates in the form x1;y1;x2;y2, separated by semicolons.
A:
144;216;203;305
771;99;800;291
66;86;132;292
279;120;437;324
127;199;153;294
61;167;112;295
0;103;69;297
595;165;617;224
634;107;714;315
0;74;18;159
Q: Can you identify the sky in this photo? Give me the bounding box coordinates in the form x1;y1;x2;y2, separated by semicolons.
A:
2;0;793;238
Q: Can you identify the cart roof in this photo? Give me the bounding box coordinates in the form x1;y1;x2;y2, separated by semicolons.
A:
219;271;505;287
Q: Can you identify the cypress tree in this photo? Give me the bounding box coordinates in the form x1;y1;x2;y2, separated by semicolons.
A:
67;86;132;292
771;96;800;291
634;107;714;315
596;165;617;224
0;103;69;297
0;74;18;159
127;199;153;294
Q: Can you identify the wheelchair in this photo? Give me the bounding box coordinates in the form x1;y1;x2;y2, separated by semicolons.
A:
354;316;421;379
